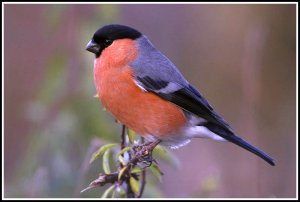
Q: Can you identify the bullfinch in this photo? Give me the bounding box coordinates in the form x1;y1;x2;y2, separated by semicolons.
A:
86;24;275;166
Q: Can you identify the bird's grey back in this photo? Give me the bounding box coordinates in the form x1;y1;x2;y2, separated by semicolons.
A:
130;35;189;91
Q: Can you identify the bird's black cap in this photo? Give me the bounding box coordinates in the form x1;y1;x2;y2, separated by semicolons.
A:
86;24;142;57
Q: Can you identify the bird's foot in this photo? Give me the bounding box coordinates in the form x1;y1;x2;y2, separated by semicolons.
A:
132;140;161;166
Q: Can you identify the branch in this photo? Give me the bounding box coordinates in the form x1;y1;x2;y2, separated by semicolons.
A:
80;172;119;193
81;126;161;197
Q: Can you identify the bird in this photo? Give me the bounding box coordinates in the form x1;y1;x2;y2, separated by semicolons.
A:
86;24;275;166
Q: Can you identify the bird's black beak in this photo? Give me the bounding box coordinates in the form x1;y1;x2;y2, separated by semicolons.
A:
86;40;100;54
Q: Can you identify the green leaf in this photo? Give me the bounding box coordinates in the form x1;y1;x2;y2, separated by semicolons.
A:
118;166;127;181
153;145;180;168
90;143;118;164
129;177;140;195
118;155;126;166
102;149;111;174
131;167;143;174
149;164;164;182
101;185;116;198
126;128;135;144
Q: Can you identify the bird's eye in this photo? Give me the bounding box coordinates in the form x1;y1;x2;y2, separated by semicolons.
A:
103;39;113;47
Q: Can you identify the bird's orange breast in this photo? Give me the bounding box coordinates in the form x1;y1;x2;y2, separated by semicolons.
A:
93;39;187;138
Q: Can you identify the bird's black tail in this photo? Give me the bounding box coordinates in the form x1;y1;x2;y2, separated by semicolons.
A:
221;133;275;166
204;123;275;166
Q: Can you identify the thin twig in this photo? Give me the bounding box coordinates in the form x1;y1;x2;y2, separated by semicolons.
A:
120;125;126;169
138;137;146;198
120;125;135;197
80;172;119;193
121;125;126;150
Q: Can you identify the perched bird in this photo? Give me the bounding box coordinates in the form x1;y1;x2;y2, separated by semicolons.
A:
86;24;275;166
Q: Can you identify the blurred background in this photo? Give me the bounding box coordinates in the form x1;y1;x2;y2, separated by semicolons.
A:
4;3;296;198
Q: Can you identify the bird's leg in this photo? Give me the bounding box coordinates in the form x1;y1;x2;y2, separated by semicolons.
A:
132;139;161;166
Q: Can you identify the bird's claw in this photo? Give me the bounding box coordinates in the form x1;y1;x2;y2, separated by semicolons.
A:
132;142;159;166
